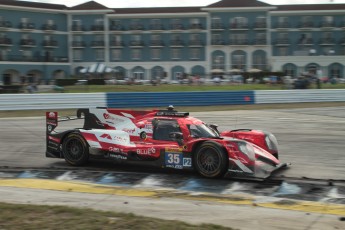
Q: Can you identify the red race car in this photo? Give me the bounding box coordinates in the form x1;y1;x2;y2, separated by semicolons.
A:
46;106;288;179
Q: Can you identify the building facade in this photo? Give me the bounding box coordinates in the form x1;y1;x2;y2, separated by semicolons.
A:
0;0;345;85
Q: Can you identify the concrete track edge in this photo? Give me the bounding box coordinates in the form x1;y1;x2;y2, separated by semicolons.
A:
1;178;344;216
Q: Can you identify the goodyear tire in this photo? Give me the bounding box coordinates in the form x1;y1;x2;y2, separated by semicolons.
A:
194;141;228;178
62;132;89;166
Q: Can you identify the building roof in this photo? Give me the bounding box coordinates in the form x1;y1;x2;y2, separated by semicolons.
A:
111;7;203;14
0;0;67;10
69;1;110;10
275;4;345;11
206;0;272;8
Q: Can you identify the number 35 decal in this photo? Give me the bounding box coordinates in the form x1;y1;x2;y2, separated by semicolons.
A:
167;153;181;164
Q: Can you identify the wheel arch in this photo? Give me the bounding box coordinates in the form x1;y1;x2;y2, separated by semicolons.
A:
191;140;229;167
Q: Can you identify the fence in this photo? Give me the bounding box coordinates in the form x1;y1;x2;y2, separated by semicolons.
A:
0;89;344;111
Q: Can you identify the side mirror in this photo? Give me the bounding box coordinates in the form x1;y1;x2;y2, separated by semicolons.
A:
209;124;219;135
169;132;184;146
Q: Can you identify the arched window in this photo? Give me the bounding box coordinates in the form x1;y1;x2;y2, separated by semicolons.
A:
282;63;297;77
231;50;246;71
252;50;267;70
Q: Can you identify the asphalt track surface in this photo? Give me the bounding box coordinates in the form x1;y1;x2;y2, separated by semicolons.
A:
0;107;345;229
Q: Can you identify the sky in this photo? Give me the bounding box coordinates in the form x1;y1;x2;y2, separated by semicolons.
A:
25;0;345;8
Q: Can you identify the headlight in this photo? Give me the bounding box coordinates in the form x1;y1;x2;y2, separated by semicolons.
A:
265;133;278;151
237;142;255;161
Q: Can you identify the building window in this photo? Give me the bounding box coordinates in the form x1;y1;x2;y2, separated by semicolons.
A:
230;17;248;29
277;17;289;28
150;19;162;30
190;18;201;29
111;35;122;46
211;33;223;45
21;50;32;61
253;52;266;69
230;33;247;45
283;64;296;77
151;49;161;60
322;16;334;26
72;20;83;31
190;48;200;60
95;49;104;61
277;47;288;56
110;20;122;30
232;54;245;69
133;72;144;80
131;49;141;60
300;16;313;27
255;16;266;28
213;55;224;69
171;19;183;30
131;34;142;46
111;49;121;61
171;49;181;60
73;49;82;61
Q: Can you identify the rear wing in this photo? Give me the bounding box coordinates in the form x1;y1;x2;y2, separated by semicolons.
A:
45;111;84;134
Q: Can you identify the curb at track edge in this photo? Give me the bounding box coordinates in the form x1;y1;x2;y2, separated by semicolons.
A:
0;178;344;216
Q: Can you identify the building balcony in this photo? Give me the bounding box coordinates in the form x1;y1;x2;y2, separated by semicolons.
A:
129;40;144;47
253;39;267;45
339;38;345;45
229;39;249;46
189;23;203;30
20;39;36;47
0;20;12;29
211;23;225;30
211;40;226;46
19;23;35;30
91;25;104;31
170;24;184;30
71;41;86;48
110;41;125;47
297;38;314;45
149;24;165;31
149;40;164;47
320;21;335;29
0;38;12;46
230;23;249;30
42;24;57;31
90;41;105;47
211;65;225;70
1;55;68;62
340;21;345;29
129;24;145;31
71;25;86;32
189;40;203;46
274;39;290;46
274;22;290;29
170;40;184;47
109;25;124;31
253;22;267;30
298;22;314;29
319;38;335;45
42;40;58;48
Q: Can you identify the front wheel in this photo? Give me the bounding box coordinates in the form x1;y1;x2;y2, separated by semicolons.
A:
194;141;228;178
62;132;89;166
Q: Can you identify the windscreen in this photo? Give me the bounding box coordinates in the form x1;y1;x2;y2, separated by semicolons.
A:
187;124;220;138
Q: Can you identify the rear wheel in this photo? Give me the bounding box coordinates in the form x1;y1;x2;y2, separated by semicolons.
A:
194;141;228;178
62;132;89;166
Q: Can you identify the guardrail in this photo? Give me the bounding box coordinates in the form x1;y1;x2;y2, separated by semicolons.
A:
0;89;344;111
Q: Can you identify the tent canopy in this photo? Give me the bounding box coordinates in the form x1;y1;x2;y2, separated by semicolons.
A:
80;63;114;74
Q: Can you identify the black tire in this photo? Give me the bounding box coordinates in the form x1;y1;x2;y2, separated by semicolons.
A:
194;141;228;178
62;132;89;166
